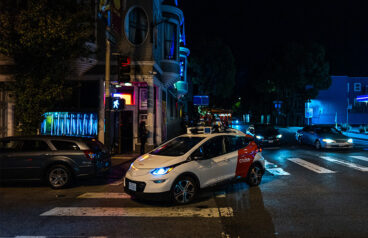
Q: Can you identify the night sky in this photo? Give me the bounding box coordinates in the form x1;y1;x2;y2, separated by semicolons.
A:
181;0;368;76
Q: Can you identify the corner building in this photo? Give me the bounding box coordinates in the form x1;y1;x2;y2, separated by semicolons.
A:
114;0;190;153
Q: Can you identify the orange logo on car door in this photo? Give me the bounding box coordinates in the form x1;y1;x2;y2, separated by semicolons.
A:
235;141;257;177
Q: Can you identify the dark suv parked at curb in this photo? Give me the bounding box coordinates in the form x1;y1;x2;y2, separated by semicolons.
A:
0;136;111;189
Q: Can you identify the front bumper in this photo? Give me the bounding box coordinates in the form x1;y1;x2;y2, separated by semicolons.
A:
124;178;170;201
77;160;111;177
323;142;353;149
124;169;175;193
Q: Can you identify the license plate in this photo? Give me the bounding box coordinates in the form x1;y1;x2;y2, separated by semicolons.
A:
128;182;137;191
268;140;273;143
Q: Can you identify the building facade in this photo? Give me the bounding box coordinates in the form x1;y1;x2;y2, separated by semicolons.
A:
109;0;190;153
307;76;368;125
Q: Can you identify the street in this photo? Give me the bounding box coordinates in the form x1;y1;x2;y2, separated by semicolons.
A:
1;128;368;238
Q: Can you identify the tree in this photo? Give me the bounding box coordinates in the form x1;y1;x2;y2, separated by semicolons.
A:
0;0;93;134
189;38;236;108
247;42;331;125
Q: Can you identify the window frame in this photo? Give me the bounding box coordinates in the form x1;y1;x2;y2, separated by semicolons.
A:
354;83;361;92
191;136;226;160
163;21;178;60
124;6;149;46
19;139;51;152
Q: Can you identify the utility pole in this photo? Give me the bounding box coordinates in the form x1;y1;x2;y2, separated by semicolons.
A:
104;38;111;150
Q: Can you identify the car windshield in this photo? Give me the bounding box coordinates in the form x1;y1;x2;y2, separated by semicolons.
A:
315;127;340;134
255;126;277;134
150;137;205;156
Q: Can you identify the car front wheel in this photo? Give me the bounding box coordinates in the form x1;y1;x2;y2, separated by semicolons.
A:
246;164;263;186
47;164;72;189
171;176;197;204
298;136;303;144
315;140;322;150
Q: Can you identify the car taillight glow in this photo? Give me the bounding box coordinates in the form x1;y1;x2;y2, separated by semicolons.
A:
84;150;96;160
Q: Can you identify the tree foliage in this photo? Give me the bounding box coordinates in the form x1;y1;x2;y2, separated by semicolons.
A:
246;42;331;125
0;0;93;134
189;38;236;108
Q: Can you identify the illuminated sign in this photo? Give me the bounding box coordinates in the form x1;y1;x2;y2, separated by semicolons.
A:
41;112;98;137
113;93;133;105
357;95;368;102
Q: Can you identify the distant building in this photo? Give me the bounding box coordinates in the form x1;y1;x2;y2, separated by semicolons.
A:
307;76;368;125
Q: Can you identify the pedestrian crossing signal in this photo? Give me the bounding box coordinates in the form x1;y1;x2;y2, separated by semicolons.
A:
110;98;125;111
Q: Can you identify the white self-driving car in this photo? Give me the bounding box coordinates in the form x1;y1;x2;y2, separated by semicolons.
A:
124;127;265;204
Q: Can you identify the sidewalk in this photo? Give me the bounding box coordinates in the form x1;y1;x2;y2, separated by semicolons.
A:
111;153;140;165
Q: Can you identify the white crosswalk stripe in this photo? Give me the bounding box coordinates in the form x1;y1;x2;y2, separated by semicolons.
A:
77;193;131;199
288;158;336;174
40;207;234;218
320;156;368;172
265;160;290;175
350;155;368;162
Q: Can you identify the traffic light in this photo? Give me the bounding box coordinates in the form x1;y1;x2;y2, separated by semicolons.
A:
110;97;125;111
118;56;131;82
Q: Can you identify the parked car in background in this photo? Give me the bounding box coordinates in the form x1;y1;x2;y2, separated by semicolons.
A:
246;124;283;146
296;125;353;149
0;136;111;188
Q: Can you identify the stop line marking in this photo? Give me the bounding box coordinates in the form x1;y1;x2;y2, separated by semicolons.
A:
77;193;131;199
320;156;368;172
40;207;234;218
288;158;336;174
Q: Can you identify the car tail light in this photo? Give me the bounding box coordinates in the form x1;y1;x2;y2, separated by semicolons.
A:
83;150;96;160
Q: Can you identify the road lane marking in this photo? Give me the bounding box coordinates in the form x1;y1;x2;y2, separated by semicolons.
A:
109;180;124;186
77;193;131;199
215;191;226;198
350;156;368;162
266;168;290;176
265;160;290;175
40;207;234;218
320;156;368;172
288;158;336;173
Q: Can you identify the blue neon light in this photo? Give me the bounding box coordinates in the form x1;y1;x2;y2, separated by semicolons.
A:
357;95;368;102
41;112;98;137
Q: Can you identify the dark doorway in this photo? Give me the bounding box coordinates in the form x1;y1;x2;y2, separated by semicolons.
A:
120;110;133;153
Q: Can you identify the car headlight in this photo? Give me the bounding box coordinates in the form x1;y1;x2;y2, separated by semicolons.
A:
322;138;336;143
256;135;264;140
347;138;353;143
276;134;282;139
150;166;174;176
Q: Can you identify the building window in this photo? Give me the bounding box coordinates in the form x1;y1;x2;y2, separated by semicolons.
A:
164;22;177;60
354;83;361;92
125;7;148;45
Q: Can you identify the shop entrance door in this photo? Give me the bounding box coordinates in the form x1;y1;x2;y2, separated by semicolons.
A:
120;110;133;153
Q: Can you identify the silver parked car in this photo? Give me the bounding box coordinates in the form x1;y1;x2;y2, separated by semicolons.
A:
0;136;111;188
296;125;353;149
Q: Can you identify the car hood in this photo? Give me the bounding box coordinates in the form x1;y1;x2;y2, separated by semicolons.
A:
132;154;186;169
318;133;347;140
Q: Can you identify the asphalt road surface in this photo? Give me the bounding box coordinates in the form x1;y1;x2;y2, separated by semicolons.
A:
1;128;368;238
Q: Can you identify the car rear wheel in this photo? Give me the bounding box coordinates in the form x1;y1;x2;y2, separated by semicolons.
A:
171;176;197;204
47;164;72;189
315;140;321;150
246;164;263;186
